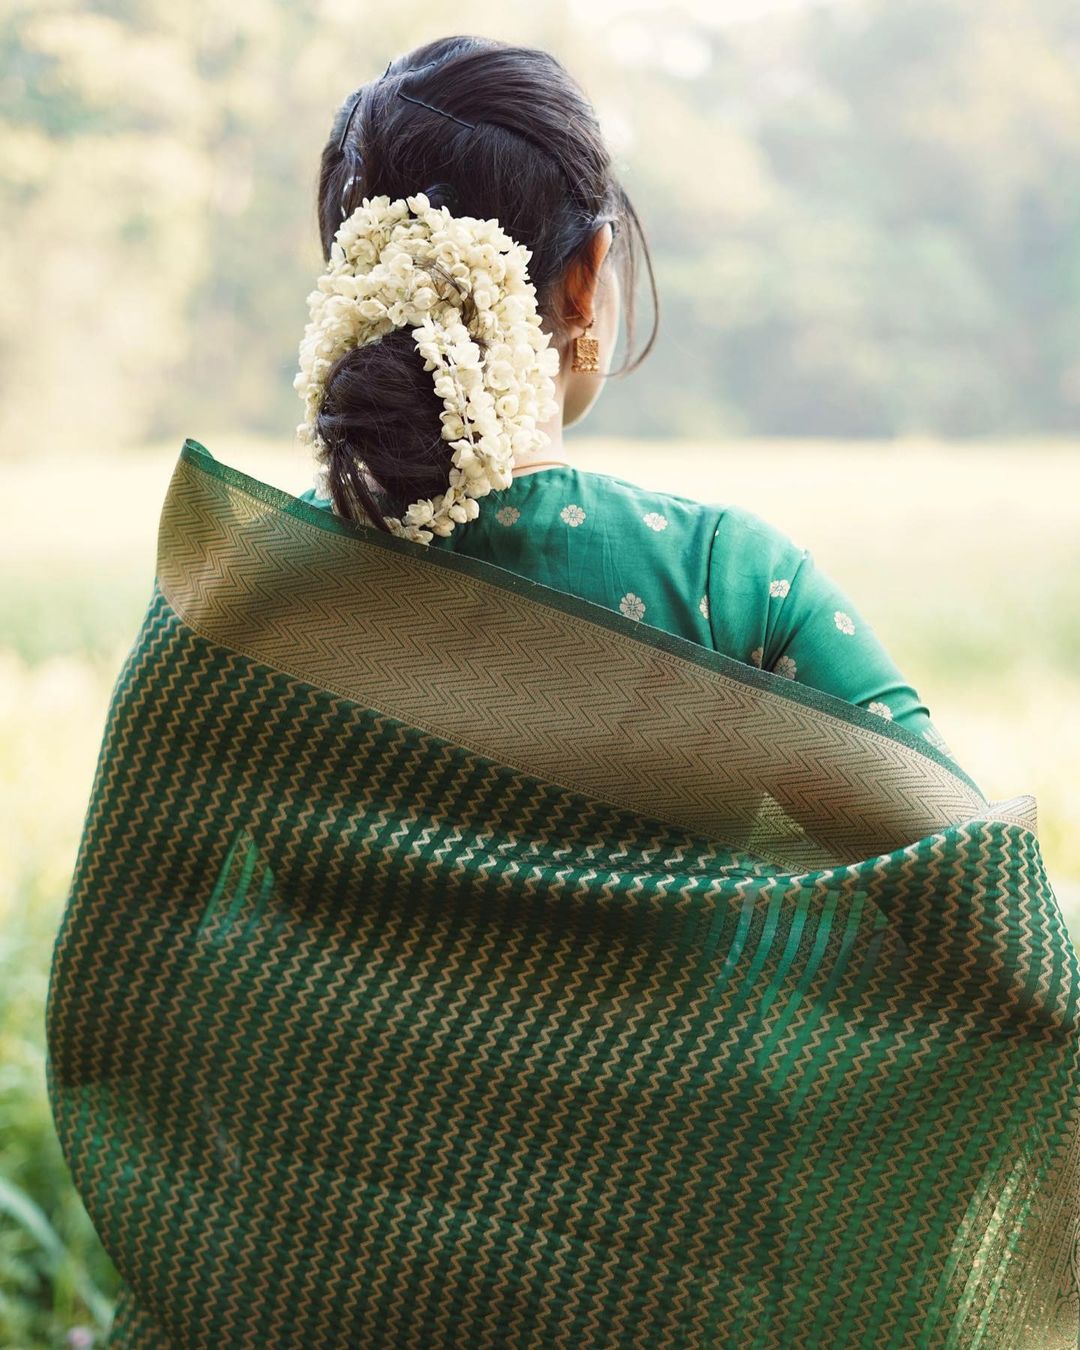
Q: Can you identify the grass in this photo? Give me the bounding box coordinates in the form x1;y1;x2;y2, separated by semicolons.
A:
2;433;1077;1344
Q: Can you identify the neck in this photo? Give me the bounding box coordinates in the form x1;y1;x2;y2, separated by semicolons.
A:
512;402;571;476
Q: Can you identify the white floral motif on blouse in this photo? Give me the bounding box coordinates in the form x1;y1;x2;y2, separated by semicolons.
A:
495;505;520;526
749;647;764;668
619;592;646;621
773;655;797;679
867;701;893;720
642;512;668;531
560;503;586;526
699;594;709;619
769;579;791;599
834;611;856;635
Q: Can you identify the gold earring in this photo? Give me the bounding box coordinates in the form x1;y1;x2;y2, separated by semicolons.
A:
571;316;599;373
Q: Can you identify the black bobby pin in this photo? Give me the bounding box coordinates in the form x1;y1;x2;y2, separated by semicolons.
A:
396;90;477;130
336;61;607;231
336;94;363;155
336;61;394;155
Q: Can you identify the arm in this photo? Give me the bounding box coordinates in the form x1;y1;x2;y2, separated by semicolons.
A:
708;505;960;761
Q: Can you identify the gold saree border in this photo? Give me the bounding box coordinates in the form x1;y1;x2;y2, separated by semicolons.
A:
156;441;1036;872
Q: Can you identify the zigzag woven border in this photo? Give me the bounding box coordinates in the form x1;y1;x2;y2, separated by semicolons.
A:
156;445;1018;872
43;582;1079;1349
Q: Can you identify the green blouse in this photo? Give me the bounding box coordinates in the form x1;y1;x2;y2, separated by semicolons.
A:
297;463;956;760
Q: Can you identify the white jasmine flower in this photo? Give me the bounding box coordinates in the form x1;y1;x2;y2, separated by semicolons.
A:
486;360;517;391
440;413;467;441
404;499;436;526
295;191;560;543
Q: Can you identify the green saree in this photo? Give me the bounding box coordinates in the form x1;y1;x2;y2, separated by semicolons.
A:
46;439;1080;1348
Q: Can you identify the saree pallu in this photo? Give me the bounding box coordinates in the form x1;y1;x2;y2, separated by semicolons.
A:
46;440;1080;1349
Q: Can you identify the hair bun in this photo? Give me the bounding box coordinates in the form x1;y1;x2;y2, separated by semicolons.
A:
316;328;447;522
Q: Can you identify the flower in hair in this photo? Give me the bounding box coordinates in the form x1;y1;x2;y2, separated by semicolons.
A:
294;192;561;544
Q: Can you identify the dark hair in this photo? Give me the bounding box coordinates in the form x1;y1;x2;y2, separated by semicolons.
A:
312;34;659;531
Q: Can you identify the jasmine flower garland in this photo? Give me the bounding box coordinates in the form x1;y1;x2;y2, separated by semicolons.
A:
294;192;562;544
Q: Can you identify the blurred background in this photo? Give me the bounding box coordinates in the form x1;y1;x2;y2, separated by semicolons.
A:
2;0;1079;1342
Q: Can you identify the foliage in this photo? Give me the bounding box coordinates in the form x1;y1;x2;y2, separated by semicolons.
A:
2;0;1079;456
1;887;120;1347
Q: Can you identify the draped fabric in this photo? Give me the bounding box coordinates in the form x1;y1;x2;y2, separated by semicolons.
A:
46;440;1080;1348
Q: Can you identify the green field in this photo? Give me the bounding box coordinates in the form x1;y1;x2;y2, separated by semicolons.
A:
2;435;1078;1345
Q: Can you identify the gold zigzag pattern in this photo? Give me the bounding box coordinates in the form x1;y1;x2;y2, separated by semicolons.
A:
40;447;1078;1349
155;457;1027;872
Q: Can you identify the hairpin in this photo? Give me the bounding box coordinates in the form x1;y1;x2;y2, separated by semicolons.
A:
396;90;476;131
336;61;394;155
336;63;603;228
336;94;363;157
337;63;394;219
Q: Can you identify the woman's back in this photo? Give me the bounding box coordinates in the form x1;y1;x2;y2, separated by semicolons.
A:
301;462;957;758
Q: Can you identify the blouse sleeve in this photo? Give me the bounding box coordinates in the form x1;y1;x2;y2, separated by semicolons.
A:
706;505;960;762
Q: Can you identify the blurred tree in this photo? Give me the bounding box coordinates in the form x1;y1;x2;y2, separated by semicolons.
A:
0;2;215;451
2;0;1079;455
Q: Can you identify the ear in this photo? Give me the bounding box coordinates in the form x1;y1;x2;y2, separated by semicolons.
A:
560;223;614;337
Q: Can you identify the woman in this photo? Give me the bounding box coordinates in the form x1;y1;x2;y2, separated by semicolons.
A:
45;34;1079;1350
296;34;953;759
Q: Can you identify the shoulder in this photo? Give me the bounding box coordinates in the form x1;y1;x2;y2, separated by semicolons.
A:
572;466;727;529
545;467;719;546
712;502;805;553
572;470;812;573
579;471;801;540
705;503;812;640
706;503;810;589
